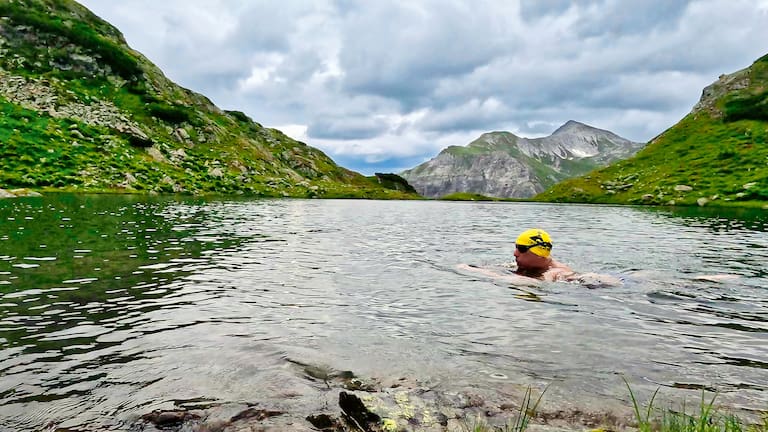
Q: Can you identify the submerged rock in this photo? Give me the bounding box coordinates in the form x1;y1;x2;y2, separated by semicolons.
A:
140;410;201;429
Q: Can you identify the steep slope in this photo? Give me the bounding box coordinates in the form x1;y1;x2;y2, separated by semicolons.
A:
538;54;768;207
400;121;643;198
0;0;416;198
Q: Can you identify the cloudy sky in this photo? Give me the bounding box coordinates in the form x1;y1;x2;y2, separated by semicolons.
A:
77;0;768;175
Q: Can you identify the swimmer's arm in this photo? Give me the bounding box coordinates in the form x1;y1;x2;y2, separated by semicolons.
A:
456;264;541;287
541;260;576;282
456;263;506;278
542;267;575;282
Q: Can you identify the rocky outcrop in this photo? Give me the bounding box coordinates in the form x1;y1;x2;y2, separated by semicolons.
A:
401;121;643;198
691;68;751;117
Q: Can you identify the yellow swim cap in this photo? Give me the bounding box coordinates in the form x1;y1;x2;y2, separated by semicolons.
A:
515;229;553;258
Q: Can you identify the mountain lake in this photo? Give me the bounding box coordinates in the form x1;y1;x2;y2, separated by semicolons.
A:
0;194;766;431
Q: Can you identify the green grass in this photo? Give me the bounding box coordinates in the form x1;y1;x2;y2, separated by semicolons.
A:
624;378;767;432
0;65;417;198
538;110;768;206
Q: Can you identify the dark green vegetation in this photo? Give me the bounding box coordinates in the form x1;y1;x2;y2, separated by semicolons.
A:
0;0;418;198
538;54;768;207
366;172;418;194
438;192;526;201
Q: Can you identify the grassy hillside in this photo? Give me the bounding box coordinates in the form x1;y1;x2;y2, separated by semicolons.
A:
537;54;768;207
0;0;417;199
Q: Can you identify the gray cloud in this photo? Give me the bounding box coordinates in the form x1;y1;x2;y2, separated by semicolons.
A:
307;116;391;140
78;0;768;174
337;1;518;103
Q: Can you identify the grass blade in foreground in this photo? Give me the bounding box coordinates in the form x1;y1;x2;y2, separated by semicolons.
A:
464;385;547;432
623;377;767;432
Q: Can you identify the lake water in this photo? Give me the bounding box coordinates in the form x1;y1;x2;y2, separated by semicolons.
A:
0;195;766;431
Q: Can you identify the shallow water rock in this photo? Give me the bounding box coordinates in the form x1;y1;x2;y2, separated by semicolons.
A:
140;409;201;429
339;391;381;429
306;413;344;431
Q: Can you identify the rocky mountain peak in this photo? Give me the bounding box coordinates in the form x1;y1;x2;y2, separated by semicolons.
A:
551;120;587;134
401;121;644;199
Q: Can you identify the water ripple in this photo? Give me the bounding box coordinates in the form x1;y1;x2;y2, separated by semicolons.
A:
0;197;766;431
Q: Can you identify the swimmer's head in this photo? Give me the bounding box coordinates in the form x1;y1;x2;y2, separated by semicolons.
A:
515;229;552;258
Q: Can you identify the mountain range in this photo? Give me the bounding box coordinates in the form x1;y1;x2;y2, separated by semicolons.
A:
400;121;644;198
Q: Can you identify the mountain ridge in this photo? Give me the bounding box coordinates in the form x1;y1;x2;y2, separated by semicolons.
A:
400;121;643;198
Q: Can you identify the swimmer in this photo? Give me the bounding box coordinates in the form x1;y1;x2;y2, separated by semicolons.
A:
512;228;573;282
458;228;622;288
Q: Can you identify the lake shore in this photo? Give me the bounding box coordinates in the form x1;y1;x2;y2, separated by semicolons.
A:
130;371;765;432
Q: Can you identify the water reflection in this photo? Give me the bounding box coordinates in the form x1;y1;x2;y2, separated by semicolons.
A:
0;197;766;431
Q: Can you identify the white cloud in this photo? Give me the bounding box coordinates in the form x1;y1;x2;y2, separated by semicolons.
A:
237;54;287;90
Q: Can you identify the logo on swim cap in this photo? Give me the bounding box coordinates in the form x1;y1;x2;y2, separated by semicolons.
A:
515;229;553;257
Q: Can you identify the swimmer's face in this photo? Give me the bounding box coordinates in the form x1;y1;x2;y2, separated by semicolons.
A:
514;247;550;271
